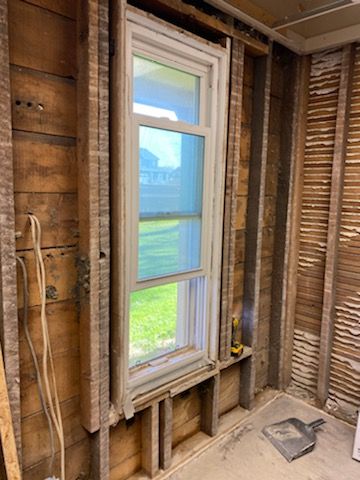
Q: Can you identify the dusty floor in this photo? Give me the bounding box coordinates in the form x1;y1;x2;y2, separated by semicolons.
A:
170;394;359;480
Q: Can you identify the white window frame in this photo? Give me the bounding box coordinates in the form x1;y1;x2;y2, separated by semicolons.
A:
112;10;229;412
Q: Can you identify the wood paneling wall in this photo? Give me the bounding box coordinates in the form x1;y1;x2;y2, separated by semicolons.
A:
8;1;90;478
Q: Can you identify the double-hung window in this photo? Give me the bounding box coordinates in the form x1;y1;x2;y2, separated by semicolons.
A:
113;11;229;409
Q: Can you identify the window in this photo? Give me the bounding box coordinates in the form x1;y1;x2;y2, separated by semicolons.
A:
113;11;229;408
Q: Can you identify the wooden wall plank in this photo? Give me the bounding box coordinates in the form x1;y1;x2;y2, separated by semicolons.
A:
22;0;77;19
159;397;172;470
15;193;78;250
13;134;77;194
317;45;355;404
77;1;110;479
0;0;21;461
8;0;76;77
220;39;245;361
268;52;302;388
240;45;272;410
77;0;100;434
21;396;86;470
10;67;76;137
16;247;77;308
200;374;219;437
141;403;159;478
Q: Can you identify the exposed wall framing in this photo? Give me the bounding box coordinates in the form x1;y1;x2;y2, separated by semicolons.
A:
77;0;111;478
240;45;272;409
0;0;21;461
290;43;360;424
220;38;245;361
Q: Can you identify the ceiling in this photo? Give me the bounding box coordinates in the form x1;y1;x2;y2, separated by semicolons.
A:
204;0;360;54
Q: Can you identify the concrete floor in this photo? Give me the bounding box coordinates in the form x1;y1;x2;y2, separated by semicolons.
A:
170;394;359;480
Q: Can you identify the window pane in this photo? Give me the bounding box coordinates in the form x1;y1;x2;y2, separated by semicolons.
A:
133;55;200;124
129;282;188;367
139;126;204;216
138;218;201;280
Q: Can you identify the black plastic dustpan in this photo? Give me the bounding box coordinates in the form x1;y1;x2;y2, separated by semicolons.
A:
262;417;326;462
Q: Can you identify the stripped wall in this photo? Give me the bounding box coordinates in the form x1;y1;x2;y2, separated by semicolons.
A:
291;44;360;424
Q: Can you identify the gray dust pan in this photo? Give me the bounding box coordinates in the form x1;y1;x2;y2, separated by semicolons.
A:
262;417;326;462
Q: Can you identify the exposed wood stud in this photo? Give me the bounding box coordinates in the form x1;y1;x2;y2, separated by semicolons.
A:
127;0;268;56
200;374;220;437
317;44;355;405
0;0;21;463
77;0;110;478
268;53;307;389
141;403;160;478
239;45;272;410
220;39;245;361
77;0;101;434
159;397;173;470
280;56;311;388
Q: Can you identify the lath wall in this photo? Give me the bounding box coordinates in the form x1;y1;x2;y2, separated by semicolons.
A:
327;44;360;422
291;44;360;423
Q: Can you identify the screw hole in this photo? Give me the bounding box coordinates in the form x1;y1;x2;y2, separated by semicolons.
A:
27;102;32;108
15;100;21;106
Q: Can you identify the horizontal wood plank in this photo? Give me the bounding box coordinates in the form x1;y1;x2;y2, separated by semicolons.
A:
10;66;76;137
16;246;78;308
13;134;77;193
8;0;76;77
15;193;78;250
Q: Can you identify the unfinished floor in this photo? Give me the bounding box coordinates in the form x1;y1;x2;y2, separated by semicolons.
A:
168;394;359;480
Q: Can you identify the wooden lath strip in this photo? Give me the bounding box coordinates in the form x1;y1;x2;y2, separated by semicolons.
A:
220;39;245;361
318;44;355;405
0;0;21;463
240;45;272;409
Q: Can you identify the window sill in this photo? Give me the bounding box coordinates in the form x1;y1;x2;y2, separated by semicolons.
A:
128;347;211;397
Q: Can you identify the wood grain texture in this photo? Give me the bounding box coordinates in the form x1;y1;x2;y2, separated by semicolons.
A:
22;0;77;19
268;52;299;389
317;45;355;405
141;404;159;478
240;45;272;410
200;374;220;437
220;39;245;361
13;133;77;194
77;1;111;478
0;0;21;462
10;66;76;137
159;397;173;470
8;0;76;77
0;346;21;479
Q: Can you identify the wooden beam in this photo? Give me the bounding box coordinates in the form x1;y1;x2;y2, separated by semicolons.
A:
317;44;355;405
141;403;159;478
220;39;245;361
268;53;307;389
159;397;172;470
200;374;220;437
128;0;268;56
280;56;310;389
0;0;21;462
239;45;272;410
77;0;111;477
0;345;21;480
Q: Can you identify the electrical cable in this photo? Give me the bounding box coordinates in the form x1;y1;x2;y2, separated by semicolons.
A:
28;214;65;480
16;256;56;475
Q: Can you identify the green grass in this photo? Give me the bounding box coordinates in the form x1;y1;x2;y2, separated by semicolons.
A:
129;282;178;366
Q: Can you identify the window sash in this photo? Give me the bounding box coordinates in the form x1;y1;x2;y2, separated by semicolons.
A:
130;114;212;290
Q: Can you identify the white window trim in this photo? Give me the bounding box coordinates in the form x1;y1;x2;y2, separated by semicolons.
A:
112;9;229;415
